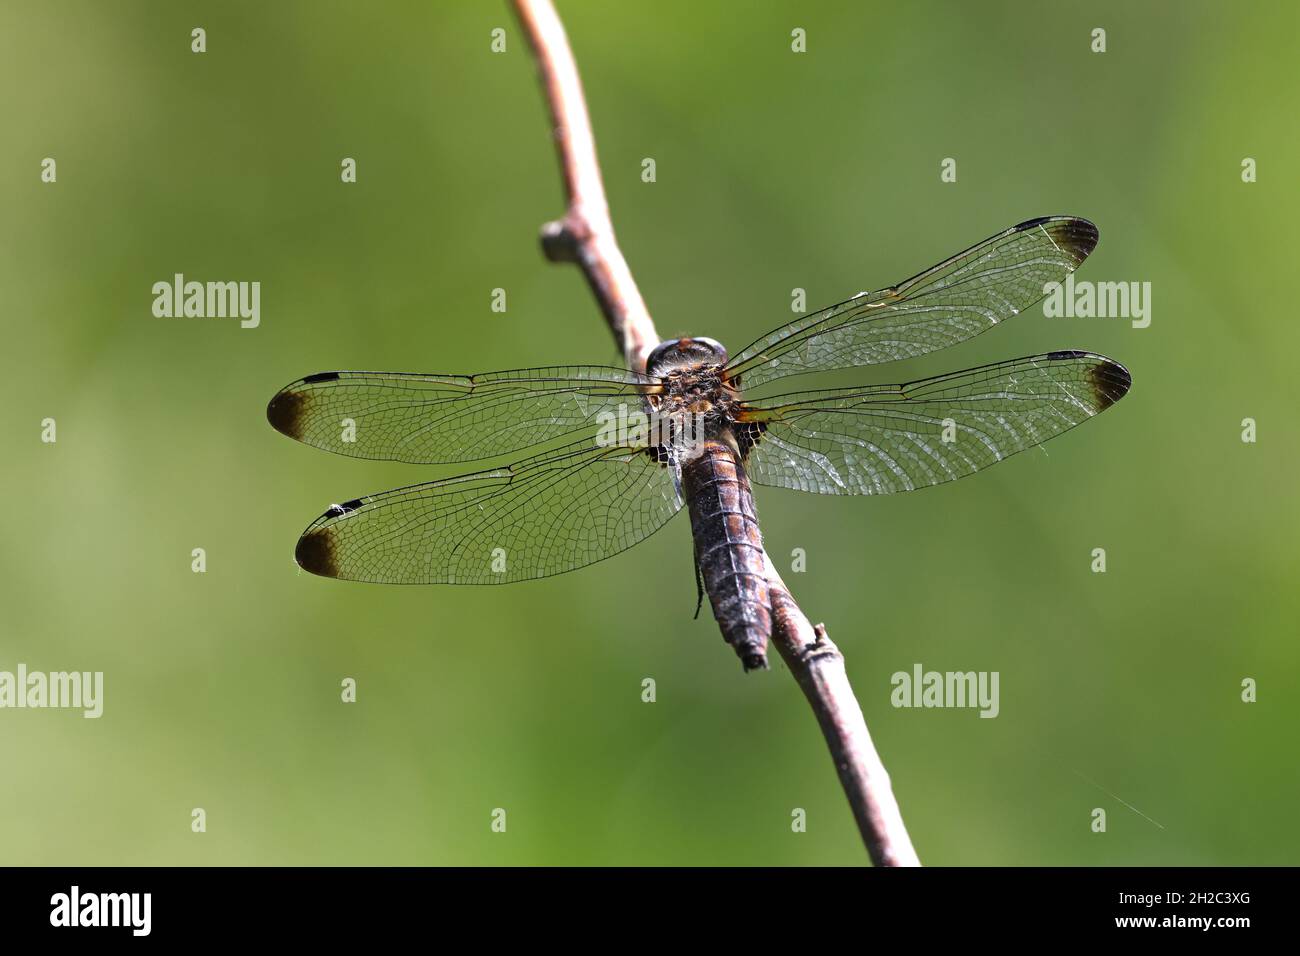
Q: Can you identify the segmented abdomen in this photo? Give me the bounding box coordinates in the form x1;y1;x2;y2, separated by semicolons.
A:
680;436;771;670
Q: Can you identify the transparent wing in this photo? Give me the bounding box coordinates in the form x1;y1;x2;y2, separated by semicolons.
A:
292;440;682;584
741;351;1131;495
267;366;654;464
727;217;1099;390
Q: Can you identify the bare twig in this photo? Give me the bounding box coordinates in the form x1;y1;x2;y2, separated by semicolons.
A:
513;0;657;373
764;554;921;866
511;0;919;867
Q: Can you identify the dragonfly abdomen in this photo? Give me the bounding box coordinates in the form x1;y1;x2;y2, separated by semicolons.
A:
681;436;771;671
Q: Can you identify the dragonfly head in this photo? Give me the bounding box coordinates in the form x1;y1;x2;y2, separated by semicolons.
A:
646;337;728;377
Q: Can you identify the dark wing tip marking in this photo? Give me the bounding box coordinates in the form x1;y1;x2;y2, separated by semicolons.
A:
295;526;339;578
1044;350;1131;410
266;388;307;440
1058;218;1100;262
267;373;341;440
1015;216;1099;263
295;500;363;577
1085;358;1132;411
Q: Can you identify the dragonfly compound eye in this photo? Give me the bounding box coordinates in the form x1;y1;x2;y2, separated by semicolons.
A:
647;337;729;376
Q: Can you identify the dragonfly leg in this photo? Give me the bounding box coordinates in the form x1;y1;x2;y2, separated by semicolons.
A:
692;542;705;620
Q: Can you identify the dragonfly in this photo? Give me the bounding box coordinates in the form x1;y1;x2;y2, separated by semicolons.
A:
267;216;1131;671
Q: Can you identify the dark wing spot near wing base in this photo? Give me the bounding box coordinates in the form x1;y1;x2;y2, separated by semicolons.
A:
644;444;673;466
266;388;308;440
295;526;339;578
736;421;768;461
1086;359;1133;411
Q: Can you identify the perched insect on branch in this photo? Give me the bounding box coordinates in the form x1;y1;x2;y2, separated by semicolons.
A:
268;216;1130;671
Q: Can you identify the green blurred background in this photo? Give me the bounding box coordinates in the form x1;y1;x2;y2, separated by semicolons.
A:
2;0;1296;865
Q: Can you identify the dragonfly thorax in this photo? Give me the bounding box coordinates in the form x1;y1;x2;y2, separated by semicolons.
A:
647;361;739;463
646;337;737;438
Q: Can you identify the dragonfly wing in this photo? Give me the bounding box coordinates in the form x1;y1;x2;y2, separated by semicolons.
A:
727;217;1099;390
267;366;653;464
741;351;1131;495
293;440;683;584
